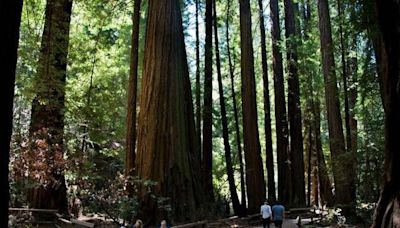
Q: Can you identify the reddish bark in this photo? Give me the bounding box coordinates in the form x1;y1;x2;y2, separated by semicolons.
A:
270;0;291;204
125;0;142;191
284;0;306;207
317;0;354;211
28;0;73;213
135;0;201;222
239;0;266;213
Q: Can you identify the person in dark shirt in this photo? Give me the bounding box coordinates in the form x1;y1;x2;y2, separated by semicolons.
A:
271;202;285;228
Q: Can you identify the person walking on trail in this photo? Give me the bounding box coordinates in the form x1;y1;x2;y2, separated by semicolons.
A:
260;200;272;228
272;202;285;228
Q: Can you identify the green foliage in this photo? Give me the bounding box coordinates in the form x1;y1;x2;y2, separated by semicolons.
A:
10;0;386;223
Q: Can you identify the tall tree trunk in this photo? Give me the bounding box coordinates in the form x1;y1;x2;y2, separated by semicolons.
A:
239;0;266;213
371;1;400;226
258;0;276;202
317;0;354;213
135;0;201;223
284;0;306;207
28;0;73;213
303;96;317;207
337;2;358;208
314;100;334;206
213;1;241;215
202;0;214;201
270;0;291;204
226;0;247;211
301;0;316;207
125;0;141;191
195;0;202;162
337;0;352;153
1;0;23;226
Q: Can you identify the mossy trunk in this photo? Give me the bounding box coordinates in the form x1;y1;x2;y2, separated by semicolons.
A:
28;0;72;214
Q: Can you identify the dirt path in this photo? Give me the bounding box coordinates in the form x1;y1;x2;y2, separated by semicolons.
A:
254;218;312;228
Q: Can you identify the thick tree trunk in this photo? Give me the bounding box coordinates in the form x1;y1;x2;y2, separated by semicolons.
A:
239;0;266;213
371;1;400;227
317;0;354;212
284;0;306;207
28;0;72;213
213;1;241;215
226;0;247;211
270;0;291;205
202;0;214;201
1;0;23;226
258;0;276;202
135;0;201;223
125;0;141;191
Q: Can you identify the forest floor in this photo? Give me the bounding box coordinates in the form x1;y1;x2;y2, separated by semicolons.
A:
254;219;304;227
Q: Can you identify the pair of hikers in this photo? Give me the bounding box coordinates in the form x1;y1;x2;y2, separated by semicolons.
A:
260;200;285;228
131;219;169;228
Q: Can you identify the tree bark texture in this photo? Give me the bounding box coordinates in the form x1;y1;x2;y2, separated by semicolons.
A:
213;1;242;215
239;0;266;213
135;0;201;223
125;0;142;189
371;1;400;227
28;0;73;213
317;0;354;211
270;0;291;204
284;0;306;207
258;0;276;202
202;0;214;201
1;0;23;226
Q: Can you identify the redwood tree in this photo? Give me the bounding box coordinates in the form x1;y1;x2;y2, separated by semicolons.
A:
371;1;400;226
125;0;142;189
317;0;354;212
1;0;23;226
283;0;305;207
270;0;291;204
213;0;241;215
258;0;276;202
226;0;246;210
28;0;73;213
239;0;266;213
135;0;201;222
202;0;214;201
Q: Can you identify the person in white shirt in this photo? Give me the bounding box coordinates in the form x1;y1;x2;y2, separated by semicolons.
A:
260;200;272;228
